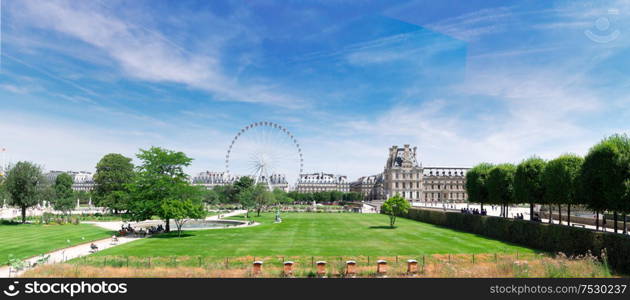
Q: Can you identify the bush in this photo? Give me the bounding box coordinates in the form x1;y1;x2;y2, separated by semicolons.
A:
400;208;630;274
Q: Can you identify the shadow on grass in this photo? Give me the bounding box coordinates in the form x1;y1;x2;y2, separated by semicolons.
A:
368;226;397;229
150;233;195;239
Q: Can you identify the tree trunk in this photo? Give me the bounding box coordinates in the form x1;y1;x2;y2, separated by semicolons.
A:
21;206;27;224
623;213;627;234
480;203;484;211
558;204;562;225
165;219;170;232
257;208;261;217
549;205;553;224
595;211;599;231
505;205;509;218
567;204;571;226
614;211;618;233
529;203;534;221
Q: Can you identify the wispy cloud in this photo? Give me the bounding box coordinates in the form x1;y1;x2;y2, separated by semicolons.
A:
7;0;307;108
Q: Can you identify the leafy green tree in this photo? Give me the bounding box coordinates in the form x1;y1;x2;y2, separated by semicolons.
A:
201;188;220;205
381;194;411;228
542;154;583;226
160;186;206;237
487;163;516;217
580;134;630;232
127;147;194;232
53;173;75;214
513;157;546;220
94;153;135;213
254;186;274;216
272;188;292;205
232;177;254;202
5;162;45;223
237;185;257;218
465;163;493;210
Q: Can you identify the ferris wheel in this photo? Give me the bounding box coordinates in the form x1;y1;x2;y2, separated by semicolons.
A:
225;121;304;189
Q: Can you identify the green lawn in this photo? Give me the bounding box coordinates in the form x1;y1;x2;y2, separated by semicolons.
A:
0;223;113;265
94;213;535;257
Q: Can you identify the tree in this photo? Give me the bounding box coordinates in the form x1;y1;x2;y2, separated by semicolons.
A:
5;162;45;223
513;157;546;220
580;134;630;233
232;176;254;202
201;188;220;205
237;186;256;218
127;147;194;232
93;153;134;213
254;186;274;216
542;154;583;226
487;164;516;218
160;185;206;237
53;173;75;214
381;194;411;228
465;163;493;210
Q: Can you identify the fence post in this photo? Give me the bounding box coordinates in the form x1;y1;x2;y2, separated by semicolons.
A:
311;256;314;268
148;257;151;268
472;254;475;264
126;256;129;267
448;254;451;263
422;256;425;273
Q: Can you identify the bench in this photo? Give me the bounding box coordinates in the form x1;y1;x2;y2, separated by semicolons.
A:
572;224;586;228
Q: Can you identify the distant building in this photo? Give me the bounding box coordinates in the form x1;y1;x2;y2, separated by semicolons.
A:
295;172;350;193
352;145;469;202
382;145;424;200
44;171;95;192
350;174;383;200
191;171;289;191
422;167;468;202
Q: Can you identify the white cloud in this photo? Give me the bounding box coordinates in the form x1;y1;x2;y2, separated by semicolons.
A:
8;0;306;108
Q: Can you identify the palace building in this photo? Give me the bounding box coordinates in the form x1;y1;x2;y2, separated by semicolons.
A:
44;170;95;192
295;172;350;193
350;145;469;202
191;171;290;191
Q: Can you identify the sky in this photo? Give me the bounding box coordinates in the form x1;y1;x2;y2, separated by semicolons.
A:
1;0;629;182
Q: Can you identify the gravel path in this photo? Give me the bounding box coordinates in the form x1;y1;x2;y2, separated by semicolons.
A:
0;210;248;278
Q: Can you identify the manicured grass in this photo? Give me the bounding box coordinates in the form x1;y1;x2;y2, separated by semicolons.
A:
0;223;113;265
94;213;535;257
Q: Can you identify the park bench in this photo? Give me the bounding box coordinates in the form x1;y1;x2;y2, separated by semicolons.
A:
572;224;586;228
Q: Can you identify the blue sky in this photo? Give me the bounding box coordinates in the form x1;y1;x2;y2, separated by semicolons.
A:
1;0;629;181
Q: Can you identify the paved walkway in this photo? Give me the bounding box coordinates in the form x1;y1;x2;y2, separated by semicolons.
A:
413;202;629;235
0;236;141;278
0;210;248;278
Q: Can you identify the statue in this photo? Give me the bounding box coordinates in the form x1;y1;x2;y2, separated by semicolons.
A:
274;208;282;223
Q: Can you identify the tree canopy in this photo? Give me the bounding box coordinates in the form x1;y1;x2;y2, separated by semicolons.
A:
5;161;45;223
381;194;411;228
94;153;135;213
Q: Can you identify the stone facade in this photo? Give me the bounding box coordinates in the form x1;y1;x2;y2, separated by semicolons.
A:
44;170;95;192
351;145;469;202
422;167;468;202
191;171;289;191
295;172;349;193
350;174;383;200
382;145;423;200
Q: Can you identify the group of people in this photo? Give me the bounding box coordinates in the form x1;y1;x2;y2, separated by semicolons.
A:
514;213;525;220
460;208;487;215
119;223;165;236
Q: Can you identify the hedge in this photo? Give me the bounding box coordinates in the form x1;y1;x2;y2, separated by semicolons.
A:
402;208;630;274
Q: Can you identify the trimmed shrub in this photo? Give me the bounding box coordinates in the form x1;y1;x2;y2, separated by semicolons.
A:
400;208;630;274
